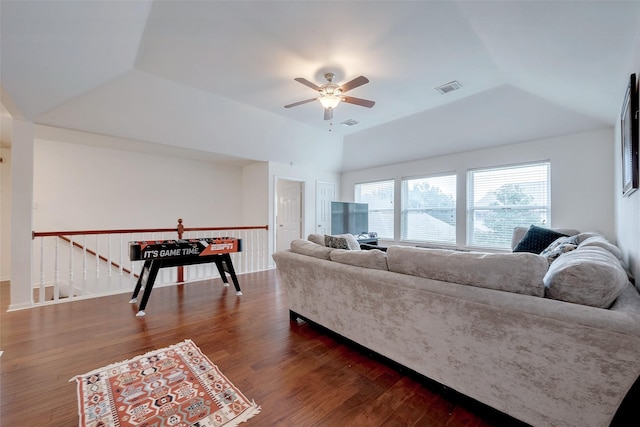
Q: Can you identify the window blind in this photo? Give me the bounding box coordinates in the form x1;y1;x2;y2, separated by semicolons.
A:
401;174;456;244
355;180;394;239
467;162;550;249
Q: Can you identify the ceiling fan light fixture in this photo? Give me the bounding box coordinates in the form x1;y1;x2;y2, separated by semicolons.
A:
285;73;374;119
319;95;341;109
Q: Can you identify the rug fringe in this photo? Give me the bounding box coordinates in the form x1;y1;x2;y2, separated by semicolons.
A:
225;400;261;427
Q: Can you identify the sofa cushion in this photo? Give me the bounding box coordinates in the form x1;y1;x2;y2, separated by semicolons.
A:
575;231;604;244
290;239;333;260
578;236;623;260
386;246;548;296
307;233;326;246
330;248;388;271
513;225;570;254
543;246;628;308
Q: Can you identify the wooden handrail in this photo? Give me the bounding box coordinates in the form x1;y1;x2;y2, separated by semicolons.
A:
33;224;269;239
183;225;269;232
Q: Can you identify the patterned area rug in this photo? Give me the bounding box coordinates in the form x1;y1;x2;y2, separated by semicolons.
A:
72;339;260;427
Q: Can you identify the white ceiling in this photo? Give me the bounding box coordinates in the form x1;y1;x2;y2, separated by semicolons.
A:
1;1;639;172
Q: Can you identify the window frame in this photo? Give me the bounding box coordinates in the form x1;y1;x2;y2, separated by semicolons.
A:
466;160;551;250
400;172;457;245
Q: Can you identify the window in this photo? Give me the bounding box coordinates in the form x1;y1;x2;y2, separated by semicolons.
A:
355;180;394;239
401;174;456;244
467;162;550;249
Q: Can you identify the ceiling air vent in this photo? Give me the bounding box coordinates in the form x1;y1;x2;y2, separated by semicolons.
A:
341;119;359;127
434;80;462;95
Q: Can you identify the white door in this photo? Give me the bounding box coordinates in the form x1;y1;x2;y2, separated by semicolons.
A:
276;179;303;252
316;181;335;235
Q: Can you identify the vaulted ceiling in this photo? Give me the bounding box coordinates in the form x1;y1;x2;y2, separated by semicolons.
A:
2;1;639;172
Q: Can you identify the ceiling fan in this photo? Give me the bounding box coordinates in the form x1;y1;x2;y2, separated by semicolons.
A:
284;72;375;120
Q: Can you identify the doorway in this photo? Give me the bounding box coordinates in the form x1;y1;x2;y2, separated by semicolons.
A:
315;181;335;235
275;178;304;252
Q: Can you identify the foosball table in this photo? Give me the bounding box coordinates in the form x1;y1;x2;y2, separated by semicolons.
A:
128;237;242;316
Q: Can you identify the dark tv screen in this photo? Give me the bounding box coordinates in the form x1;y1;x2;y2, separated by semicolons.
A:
331;202;369;235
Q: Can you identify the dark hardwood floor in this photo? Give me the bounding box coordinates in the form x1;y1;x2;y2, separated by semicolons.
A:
0;270;529;426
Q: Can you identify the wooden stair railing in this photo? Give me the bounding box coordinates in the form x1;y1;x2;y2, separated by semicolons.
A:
32;219;269;304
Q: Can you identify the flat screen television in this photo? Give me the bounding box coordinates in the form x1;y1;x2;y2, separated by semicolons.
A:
330;202;369;235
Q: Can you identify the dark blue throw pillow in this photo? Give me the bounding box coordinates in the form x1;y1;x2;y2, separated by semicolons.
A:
513;225;569;254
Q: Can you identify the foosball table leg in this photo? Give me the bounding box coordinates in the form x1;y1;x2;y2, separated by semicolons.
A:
214;259;231;288
214;255;243;295
129;260;152;304
131;260;160;316
221;253;243;296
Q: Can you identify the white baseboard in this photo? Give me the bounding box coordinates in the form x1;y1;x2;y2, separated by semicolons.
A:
8;301;34;311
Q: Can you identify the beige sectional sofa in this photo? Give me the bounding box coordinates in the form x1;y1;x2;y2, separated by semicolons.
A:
272;229;640;427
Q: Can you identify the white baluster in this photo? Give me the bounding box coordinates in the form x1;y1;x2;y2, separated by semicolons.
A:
54;237;59;301
96;235;100;279
69;236;74;298
119;234;123;276
255;229;259;271
247;230;252;271
253;230;257;271
108;234;112;278
82;234;87;286
256;230;267;270
129;234;135;289
39;238;45;304
253;229;258;271
243;230;249;273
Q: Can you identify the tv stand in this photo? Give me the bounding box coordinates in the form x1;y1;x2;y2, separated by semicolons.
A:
357;237;379;245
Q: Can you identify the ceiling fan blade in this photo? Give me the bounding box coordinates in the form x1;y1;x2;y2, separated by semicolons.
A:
324;108;333;121
284;98;317;108
342;96;375;108
339;76;369;93
294;77;321;91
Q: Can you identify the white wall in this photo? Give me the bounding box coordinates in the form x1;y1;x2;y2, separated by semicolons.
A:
1;147;11;280
4;125;341;282
33;139;249;231
242;162;269;227
10;119;35;309
615;38;640;284
342;128;615;245
29;133;340;271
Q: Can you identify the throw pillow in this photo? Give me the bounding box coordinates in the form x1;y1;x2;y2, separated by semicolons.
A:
336;233;362;251
324;235;350;249
543;246;629;308
540;235;579;265
513;225;569;254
